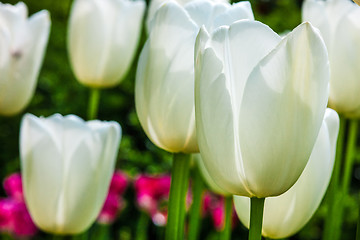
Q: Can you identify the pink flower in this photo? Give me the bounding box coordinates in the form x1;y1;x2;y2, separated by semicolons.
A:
97;170;129;224
134;174;171;226
11;201;37;237
0;198;37;237
201;191;237;232
3;173;23;202
109;170;128;195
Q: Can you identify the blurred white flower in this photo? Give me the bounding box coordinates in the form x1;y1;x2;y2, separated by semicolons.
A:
20;113;121;234
0;2;50;116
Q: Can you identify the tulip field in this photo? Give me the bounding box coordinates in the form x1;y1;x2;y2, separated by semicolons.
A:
1;0;360;239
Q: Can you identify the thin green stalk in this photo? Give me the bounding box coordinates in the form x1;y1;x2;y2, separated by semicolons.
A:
53;235;66;240
323;116;346;240
249;198;265;240
188;165;205;240
90;224;109;240
220;196;233;240
87;88;101;120
165;153;191;240
135;211;150;240
357;194;360;240
333;119;359;240
72;232;88;240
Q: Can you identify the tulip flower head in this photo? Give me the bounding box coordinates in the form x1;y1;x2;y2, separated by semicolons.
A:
303;0;360;118
195;21;329;198
135;0;254;153
20;113;122;234
234;109;339;238
68;0;145;88
97;171;129;224
0;2;50;116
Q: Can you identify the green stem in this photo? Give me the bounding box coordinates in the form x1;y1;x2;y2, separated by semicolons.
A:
53;235;66;240
135;211;149;240
249;198;265;240
341;119;358;195
323;116;346;240
357;194;360;240
188;164;205;240
87;88;101;120
220;196;233;240
333;119;358;240
165;153;191;240
90;224;109;240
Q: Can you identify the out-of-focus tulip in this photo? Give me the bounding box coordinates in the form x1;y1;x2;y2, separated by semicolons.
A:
68;0;145;88
97;171;129;224
20;113;121;234
195;21;329;198
234;108;339;238
146;0;229;31
303;0;360;118
135;0;254;153
0;2;50;116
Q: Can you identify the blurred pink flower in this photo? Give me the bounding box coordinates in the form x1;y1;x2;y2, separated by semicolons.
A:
108;170;128;195
3;173;23;202
97;170;129;224
201;191;237;231
134;174;171;226
0;173;38;237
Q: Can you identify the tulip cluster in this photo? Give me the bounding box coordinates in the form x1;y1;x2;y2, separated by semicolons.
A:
0;0;354;238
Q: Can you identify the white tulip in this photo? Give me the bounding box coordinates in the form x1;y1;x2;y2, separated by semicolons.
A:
68;0;145;88
195;21;329;197
234;108;339;239
146;0;229;31
303;0;360;118
20;113;121;234
135;0;254;153
0;2;50;116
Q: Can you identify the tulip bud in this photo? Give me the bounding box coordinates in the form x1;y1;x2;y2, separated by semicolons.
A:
0;2;50;116
195;21;329;198
20;113;121;234
135;0;254;153
68;0;145;88
234;108;339;238
303;0;360;118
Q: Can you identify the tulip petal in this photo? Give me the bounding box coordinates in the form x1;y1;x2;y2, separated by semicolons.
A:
212;1;254;30
328;7;360;117
20;114;64;233
98;0;145;86
195;21;281;196
68;0;109;86
135;1;199;153
234;108;339;238
238;22;329;197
